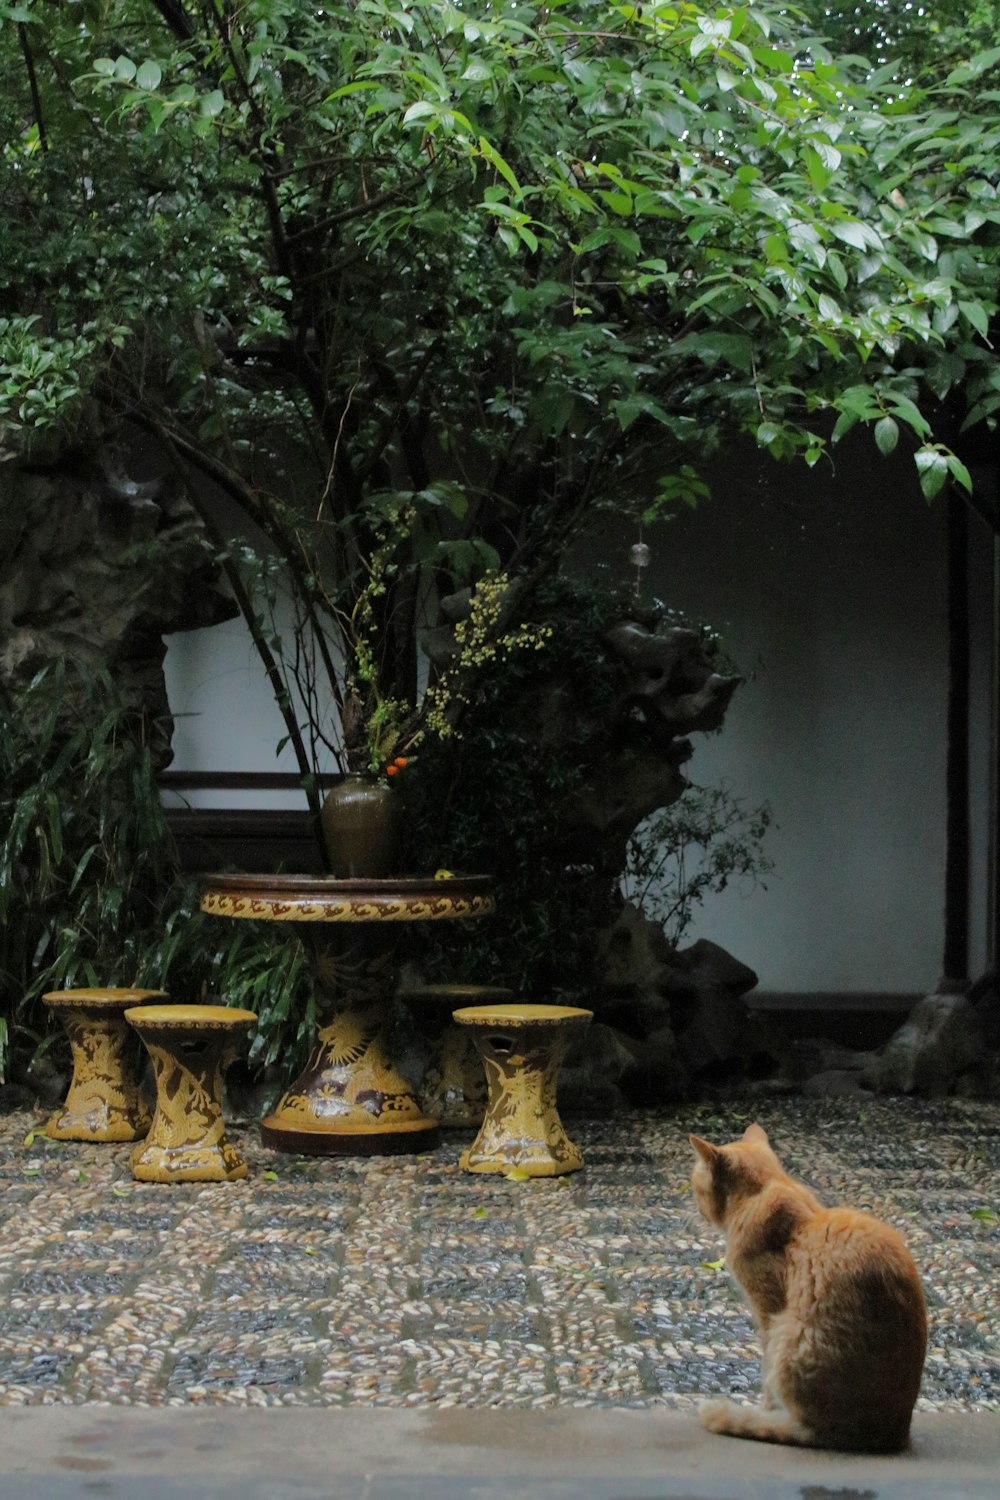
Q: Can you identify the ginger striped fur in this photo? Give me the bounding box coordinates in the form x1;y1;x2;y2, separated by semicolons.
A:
689;1123;927;1453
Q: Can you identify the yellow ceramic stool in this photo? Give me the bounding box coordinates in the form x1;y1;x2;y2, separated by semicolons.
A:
42;987;168;1142
125;1004;257;1183
401;984;513;1128
453;1003;592;1176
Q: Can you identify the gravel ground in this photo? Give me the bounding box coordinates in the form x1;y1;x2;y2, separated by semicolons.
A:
0;1094;996;1411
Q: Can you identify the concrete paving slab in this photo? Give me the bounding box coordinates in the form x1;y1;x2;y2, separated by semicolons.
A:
0;1408;997;1500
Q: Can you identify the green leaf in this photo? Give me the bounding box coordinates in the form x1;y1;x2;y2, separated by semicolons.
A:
599;191;633;217
478;136;521;195
496;225;520;256
915;448;949;500
969;1206;997;1222
874;416;899;456
402;100;436;126
683;332;753;374
839;385;883;419
826;251;847;292
613;393;669;431
831;221;877;253
959;301;991;340
325;80;380;100
418;481;468;518
200;89;225;118
945;47;1000;87
831;410;859;443
530;384;576;436
946;454;973;495
804;146;829;192
911;230;938;264
888;394;931;440
135;60;161;92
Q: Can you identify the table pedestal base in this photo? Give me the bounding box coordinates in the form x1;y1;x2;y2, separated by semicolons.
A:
262;931;439;1156
260;1115;439;1157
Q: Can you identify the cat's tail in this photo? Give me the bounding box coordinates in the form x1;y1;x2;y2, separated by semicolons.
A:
698;1398;817;1447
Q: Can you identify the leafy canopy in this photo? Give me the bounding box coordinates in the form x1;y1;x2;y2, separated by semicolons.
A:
2;0;998;769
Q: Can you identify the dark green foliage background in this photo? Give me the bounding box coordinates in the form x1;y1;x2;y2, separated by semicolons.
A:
0;667;314;1086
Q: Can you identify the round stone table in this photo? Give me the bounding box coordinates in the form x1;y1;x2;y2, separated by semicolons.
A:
200;873;494;1156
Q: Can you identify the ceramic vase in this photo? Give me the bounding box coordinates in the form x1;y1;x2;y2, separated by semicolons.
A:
320;772;402;878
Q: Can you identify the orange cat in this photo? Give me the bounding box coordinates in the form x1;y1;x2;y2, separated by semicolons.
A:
689;1122;927;1453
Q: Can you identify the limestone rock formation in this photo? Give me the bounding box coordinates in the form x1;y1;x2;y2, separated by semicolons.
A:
561;611;741;879
777;987;999;1100
875;990;987;1096
568;902;766;1107
1;453;236;762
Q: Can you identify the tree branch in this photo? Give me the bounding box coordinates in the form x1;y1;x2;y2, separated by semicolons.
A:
285;185;414;246
149;0;196;41
149;421;333;846
106;381;348;704
18;23;48;152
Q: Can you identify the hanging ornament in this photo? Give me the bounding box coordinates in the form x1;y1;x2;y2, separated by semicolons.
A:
629;539;651;598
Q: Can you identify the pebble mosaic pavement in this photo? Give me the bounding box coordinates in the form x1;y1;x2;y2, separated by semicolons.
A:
0;1094;997;1412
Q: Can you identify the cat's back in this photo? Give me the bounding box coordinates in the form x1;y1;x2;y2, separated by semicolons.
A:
787;1203;927;1338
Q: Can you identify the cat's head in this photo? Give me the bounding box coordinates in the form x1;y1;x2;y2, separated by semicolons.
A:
689;1123;779;1226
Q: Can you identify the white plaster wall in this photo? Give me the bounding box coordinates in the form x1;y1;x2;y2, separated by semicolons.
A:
585;431;961;994
165;619;301;810
163;596;341;810
966;504;996;982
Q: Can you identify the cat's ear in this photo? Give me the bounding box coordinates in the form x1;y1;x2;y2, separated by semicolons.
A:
689;1134;718;1164
743;1123;769;1145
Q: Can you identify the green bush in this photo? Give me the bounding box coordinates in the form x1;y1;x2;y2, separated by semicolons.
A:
397;576;622;999
623;786;774;948
399;575;764;1001
0;666;312;1084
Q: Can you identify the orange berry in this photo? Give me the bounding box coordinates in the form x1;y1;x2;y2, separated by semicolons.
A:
386;764;399;776
394;756;408;768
